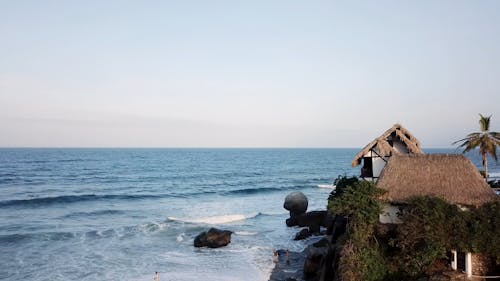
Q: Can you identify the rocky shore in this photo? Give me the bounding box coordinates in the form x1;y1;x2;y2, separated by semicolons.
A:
268;191;346;281
268;249;307;281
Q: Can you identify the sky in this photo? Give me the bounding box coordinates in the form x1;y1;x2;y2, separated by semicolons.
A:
1;0;499;148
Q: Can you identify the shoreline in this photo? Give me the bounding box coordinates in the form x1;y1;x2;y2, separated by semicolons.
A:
268;234;331;281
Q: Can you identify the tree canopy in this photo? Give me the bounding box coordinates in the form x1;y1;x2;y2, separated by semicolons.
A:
454;114;500;178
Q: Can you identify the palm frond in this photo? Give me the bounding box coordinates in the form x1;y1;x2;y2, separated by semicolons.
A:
479;114;491;132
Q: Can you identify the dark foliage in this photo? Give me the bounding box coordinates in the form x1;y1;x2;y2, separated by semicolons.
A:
328;175;359;201
328;179;388;281
326;175;499;280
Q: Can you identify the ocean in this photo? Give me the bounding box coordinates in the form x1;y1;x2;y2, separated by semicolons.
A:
0;148;498;281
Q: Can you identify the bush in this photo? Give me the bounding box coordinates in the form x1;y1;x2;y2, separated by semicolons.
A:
470;201;500;262
392;196;500;277
393;196;469;277
328;179;388;280
339;240;389;281
328;180;384;241
328;175;359;201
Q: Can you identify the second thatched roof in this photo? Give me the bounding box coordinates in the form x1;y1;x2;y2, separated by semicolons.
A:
352;124;423;167
377;154;497;206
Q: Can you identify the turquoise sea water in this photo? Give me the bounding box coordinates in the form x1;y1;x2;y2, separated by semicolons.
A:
0;148;497;281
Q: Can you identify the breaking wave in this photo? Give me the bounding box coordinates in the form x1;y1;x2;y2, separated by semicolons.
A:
0;194;174;208
167;213;261;225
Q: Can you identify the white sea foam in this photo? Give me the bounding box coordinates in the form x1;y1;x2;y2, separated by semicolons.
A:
176;233;185;242
489;172;500;178
317;184;336;189
235;231;258;236
168;213;259;225
260;211;288;216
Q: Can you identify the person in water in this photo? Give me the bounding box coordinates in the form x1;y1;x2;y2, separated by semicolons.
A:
154;271;159;281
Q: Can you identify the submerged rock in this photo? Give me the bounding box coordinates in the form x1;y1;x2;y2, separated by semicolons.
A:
284;192;308;216
194;228;232;248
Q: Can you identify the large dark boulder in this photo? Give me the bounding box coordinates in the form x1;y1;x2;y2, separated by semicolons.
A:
296;211;328;233
284;192;308;216
286;210;331;231
194;228;232;248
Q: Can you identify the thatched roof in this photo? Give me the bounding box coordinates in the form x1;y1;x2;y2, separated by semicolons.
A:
377;154;497;206
352;124;423;167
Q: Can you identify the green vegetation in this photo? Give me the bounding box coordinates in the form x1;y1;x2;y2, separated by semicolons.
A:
469;200;500;262
328;179;388;281
394;197;500;276
328;175;359;201
453;114;500;178
327;177;500;280
393;197;468;277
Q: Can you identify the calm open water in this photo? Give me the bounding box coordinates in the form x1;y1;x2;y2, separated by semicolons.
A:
0;148;497;281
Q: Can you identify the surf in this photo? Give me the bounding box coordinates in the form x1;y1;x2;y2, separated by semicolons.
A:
167;213;261;225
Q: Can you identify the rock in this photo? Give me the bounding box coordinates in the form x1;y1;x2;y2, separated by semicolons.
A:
294;228;311;240
194;228;232;248
312;238;329;248
296;211;328;234
286;210;331;231
269;249;306;281
328;215;347;241
284;192;308;216
303;239;330;280
286;216;298;227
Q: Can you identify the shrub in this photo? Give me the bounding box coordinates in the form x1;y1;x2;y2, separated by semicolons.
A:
328;175;359;201
470;200;500;262
329;180;388;280
339;240;389;281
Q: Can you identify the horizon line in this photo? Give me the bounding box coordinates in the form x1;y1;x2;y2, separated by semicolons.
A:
0;146;459;150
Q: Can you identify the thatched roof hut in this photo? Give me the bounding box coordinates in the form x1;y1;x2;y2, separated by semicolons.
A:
377;154;497;206
352;124;423;167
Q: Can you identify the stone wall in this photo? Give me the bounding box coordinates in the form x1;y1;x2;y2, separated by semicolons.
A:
471;253;494;276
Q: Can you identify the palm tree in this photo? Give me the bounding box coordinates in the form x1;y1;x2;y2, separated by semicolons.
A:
453;114;500;178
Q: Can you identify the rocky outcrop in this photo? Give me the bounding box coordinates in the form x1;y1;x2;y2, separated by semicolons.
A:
284;192;335;236
287;210;333;234
275;193;347;281
297;211;330;233
284;192;308;217
268;249;306;281
303;238;332;281
194;228;232;248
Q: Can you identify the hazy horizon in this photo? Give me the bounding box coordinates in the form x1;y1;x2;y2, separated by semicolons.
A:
1;1;499;148
0;146;462;149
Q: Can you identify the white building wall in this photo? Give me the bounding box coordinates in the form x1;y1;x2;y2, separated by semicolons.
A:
372;157;386;178
379;204;402;224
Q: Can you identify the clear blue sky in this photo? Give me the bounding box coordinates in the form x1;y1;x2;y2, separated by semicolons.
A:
1;0;499;147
